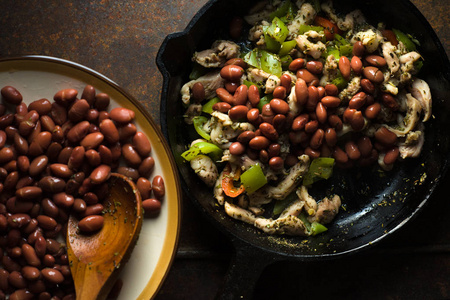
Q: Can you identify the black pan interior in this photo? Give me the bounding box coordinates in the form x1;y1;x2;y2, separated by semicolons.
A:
157;0;450;259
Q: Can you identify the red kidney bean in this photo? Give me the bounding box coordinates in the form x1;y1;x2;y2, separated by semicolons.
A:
339;56;351;80
249;135;270;150
152;175;165;199
268;156;284;171
122;144;142;166
305;147;321;159
325;128;338;147
216;88;234;105
37;215;57;231
247;85;260;107
348;92;367;110
280;74;292;90
142;199;161;217
291;114;309;131
191;82;205;102
237;131;256;144
270;98;289;114
41;267;65;284
365;102;381;119
350;56;363;74
324;83;338;96
363;66;384;83
22;266;41;281
91;93;109;111
273;86;287;99
53;192;74;208
22;243;41;267
381;93;400;111
357;136;373;157
306;86;320;111
247;108;260;124
68;99;90;122
80;132;104;150
259;122;278;141
54;88;78;106
310;129;324;150
89;164;111;185
321;96;341;108
304;120;319;133
73;198;87;213
296;69;319;86
229;142;246;156
118;122;137;142
16;186;42;201
316;102;327;124
374;127;397;146
110;107;135;124
233;84;248;106
267;143;281;158
229;105;249;121
138;156;155;178
295;78;308;106
350;111;365;131
306;60;323;75
136;177;152;200
132;132;151;157
289;58;305;72
365;55;387;67
220;65;244;82
361;78;376;94
212;102;231;113
352;41;365;56
225;58;247;69
333;146;349;164
345;141;361;160
1;86;23;105
82;203;104;217
66;121;89;143
384;147;400;165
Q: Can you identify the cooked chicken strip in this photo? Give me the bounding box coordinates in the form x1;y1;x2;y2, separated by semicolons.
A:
386;93;422;136
190;155;219;187
249;155;310;207
410;78;432;122
180;70;225;105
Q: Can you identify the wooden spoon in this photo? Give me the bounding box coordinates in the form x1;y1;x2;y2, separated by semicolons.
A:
67;173;143;300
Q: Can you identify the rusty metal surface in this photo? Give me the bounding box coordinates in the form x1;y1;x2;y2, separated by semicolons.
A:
0;0;448;299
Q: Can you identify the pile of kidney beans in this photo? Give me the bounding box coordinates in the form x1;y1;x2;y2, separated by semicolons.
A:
200;40;401;171
0;85;164;299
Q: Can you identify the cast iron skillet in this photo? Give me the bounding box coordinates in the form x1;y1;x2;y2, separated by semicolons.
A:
156;0;450;298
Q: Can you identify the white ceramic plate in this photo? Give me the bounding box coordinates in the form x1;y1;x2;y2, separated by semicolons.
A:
0;56;181;299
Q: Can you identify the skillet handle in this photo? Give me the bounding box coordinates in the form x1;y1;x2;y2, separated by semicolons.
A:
216;238;279;300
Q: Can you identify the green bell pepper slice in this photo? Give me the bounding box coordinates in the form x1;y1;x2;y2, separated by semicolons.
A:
201;97;220;114
181;141;223;162
240;164;267;195
257;94;273;111
310;222;328;236
278;40;297;57
280;55;293;70
392;28;416;51
331;72;348;90
260;50;282;77
273;191;297;216
189;63;208;80
269;0;292;21
303;157;335;186
266;17;289;44
243;49;261;69
298;24;323;35
264;33;281;53
192;116;211;140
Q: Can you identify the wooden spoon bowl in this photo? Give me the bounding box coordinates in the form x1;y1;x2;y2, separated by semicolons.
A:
67;173;143;300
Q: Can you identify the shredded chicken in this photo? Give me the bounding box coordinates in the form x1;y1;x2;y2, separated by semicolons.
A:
410;78;432;121
287;3;316;39
386;93;422;136
398;124;425;159
248;155;310;207
180;70;225;105
193;40;240;68
295;30;327;59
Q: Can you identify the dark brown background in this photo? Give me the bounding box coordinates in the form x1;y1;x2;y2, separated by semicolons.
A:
0;0;449;299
